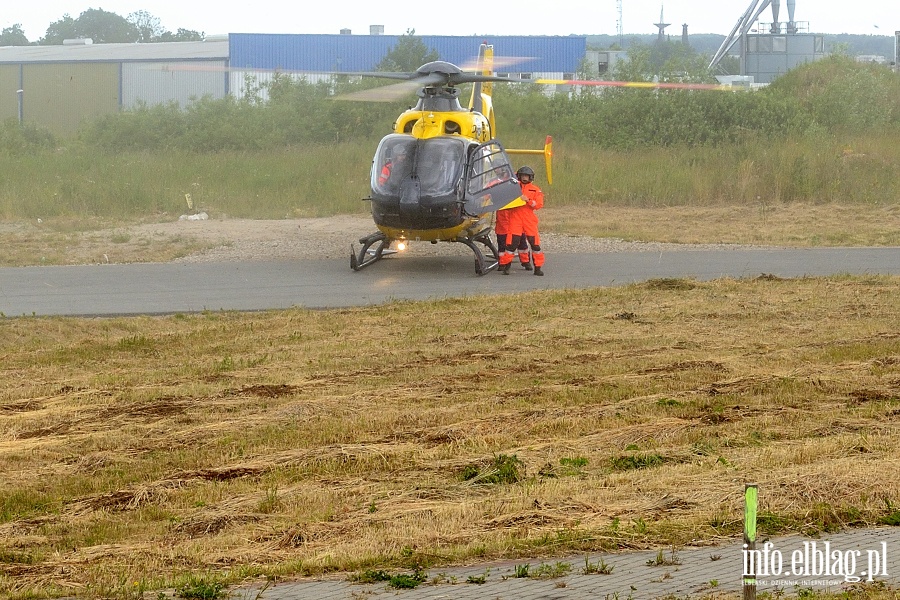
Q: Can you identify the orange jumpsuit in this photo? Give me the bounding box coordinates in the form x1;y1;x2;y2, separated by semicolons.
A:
499;181;544;268
378;161;393;186
495;208;528;261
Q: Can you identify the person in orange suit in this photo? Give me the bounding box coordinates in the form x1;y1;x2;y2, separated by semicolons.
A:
495;207;531;271
499;166;544;276
378;146;407;187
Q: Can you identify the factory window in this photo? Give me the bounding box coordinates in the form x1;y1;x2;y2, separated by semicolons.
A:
563;73;575;80
519;73;532;79
497;73;509;78
773;36;787;52
815;36;825;52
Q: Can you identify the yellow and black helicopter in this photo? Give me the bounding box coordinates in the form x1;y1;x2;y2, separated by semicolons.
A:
164;42;725;275
348;43;553;275
344;43;727;275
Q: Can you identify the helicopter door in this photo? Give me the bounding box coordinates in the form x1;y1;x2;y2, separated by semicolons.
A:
463;140;523;216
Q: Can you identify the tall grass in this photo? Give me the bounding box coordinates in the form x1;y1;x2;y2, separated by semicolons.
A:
0;146;374;221
2;133;895;221
1;56;898;221
547;132;900;207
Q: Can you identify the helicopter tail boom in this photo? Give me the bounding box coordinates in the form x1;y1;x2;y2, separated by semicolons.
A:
506;136;554;185
469;44;496;137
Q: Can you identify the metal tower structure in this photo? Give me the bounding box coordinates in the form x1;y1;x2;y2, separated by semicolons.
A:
653;6;671;42
616;0;624;46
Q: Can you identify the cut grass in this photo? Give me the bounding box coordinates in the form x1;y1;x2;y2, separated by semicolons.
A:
0;276;899;598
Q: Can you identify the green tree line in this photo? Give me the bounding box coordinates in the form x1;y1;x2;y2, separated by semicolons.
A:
1;8;202;45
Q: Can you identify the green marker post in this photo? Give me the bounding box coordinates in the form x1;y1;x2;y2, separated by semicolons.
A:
743;483;758;600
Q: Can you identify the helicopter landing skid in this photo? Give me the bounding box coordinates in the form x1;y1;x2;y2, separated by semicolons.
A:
350;231;499;276
350;232;394;271
458;231;500;276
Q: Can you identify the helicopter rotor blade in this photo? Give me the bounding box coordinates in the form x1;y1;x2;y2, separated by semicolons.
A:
333;82;419;102
142;63;734;96
332;77;443;102
530;77;730;91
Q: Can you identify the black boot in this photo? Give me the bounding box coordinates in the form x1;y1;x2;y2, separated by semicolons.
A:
522;261;533;271
499;263;511;275
533;266;544;276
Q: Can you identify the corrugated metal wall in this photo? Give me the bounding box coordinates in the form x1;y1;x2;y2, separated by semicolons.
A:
122;60;228;109
24;63;119;135
228;34;586;74
419;36;585;73
229;71;333;104
230;34;395;72
0;65;21;122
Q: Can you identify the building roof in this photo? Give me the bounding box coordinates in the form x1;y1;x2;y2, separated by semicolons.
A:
0;40;229;63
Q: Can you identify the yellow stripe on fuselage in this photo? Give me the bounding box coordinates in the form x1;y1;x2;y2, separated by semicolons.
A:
377;217;483;243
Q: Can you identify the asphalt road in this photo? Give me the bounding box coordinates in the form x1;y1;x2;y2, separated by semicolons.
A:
1;247;899;317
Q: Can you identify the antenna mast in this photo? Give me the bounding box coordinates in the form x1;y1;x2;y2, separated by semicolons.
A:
616;0;624;45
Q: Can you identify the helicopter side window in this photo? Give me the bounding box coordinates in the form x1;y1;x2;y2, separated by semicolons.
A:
373;136;417;193
467;143;514;196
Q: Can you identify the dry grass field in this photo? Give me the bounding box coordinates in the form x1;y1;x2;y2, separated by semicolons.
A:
1;274;899;599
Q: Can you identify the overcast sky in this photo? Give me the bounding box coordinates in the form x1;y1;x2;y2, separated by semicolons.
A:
5;1;897;43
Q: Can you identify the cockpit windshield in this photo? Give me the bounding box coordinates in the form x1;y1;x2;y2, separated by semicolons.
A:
371;134;468;198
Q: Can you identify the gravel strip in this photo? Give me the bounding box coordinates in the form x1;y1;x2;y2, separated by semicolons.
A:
167;217;754;264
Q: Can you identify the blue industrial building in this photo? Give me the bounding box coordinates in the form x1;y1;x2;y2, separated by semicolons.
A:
228;33;584;75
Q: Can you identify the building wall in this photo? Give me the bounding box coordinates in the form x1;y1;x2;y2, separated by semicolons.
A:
23;63;119;135
583;50;629;78
121;60;228;109
0;65;21;122
895;31;900;71
743;33;825;83
0;40;229;135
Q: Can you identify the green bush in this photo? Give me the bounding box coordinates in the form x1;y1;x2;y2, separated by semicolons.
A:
77;57;898;155
78;77;407;152
0;119;56;154
767;55;900;129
